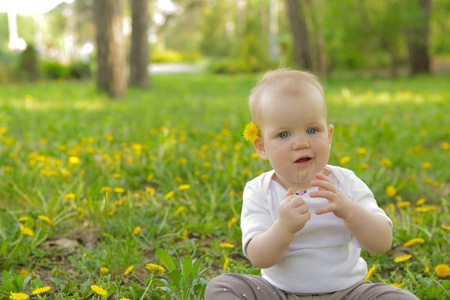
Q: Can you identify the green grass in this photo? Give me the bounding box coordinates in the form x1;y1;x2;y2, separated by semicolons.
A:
0;73;449;299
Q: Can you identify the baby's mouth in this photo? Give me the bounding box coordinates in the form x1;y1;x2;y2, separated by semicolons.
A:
295;157;312;163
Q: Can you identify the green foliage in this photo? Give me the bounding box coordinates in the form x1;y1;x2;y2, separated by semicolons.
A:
17;44;41;81
41;60;70;79
151;49;183;63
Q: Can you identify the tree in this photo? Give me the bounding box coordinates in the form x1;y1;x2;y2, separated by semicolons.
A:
94;0;127;98
285;0;312;70
129;0;149;88
406;0;431;75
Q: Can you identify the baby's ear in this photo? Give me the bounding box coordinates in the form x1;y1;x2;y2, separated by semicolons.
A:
253;139;268;160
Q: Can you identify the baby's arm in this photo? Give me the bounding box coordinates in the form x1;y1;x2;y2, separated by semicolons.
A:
246;189;311;269
311;173;392;254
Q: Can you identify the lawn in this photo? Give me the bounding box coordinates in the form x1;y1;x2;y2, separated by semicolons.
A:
0;72;449;299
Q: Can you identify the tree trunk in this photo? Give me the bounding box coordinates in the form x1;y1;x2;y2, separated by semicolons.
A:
94;0;127;98
406;0;431;75
129;0;150;88
285;0;312;70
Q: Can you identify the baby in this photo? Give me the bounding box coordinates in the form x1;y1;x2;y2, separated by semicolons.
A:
205;69;418;299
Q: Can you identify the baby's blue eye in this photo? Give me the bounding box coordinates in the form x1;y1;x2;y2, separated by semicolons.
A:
307;128;318;134
279;132;290;138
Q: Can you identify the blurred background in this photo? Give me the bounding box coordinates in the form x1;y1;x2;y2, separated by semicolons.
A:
1;0;449;96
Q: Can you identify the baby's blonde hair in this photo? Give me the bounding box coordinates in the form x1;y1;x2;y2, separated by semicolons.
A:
248;69;326;126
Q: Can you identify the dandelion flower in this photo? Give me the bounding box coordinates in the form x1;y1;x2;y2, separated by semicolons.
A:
219;243;235;249
175;206;186;216
416;198;425;206
421;162;432;169
101;186;112;192
69;156;80;165
339;156;351;165
227;216;237;229
391;283;402;288
64;193;76;200
100;267;109;275
424;266;429;273
38;215;55;226
119;298;131;300
9;292;28;300
403;238;425;247
114;187;125;193
223;257;230;271
397;201;411;208
20;225;34;236
32;286;51;295
380;158;392;168
164;191;174;200
124;265;134;275
91;285;107;296
441;142;449;150
243;122;259;142
415;207;428;213
18;217;29;222
394;254;412;263
435;264;450;277
364;264;376;280
133;226;141;235
178;184;191;191
356;147;367;155
20;269;29;276
385;185;397;197
146;263;165;274
441;224;450;231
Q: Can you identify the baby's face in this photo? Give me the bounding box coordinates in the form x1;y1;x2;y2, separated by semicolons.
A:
254;84;334;190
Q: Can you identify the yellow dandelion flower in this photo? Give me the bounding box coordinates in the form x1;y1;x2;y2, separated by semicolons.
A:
20;225;34;236
114;200;123;206
146;263;165;274
435;264;450;277
20;269;30;276
223;257;230;271
146;174;154;182
124;265;134;275
178;184;191;191
178;157;187;165
69;156;80;165
164;191;175;200
18;217;29;222
227;216;237;229
394;254;412;263
175;206;186;216
133;226;141;235
441;142;449;150
64;193;76;200
183;229;189;239
424;266;429;273
100;267;109;275
251;152;260;159
101;186;112;192
145;187;155;194
416;198;425;206
434;264;450;277
397;201;410;209
385;185;397;197
356;147;367;155
38;215;55;227
421;162;432;169
441;224;450;231
113;173;121;179
77;207;85;219
219;243;235;249
391;283;402;288
243;122;259;142
119;298;130;300
403;238;425;247
114;187;125;193
32;286;51;295
380;158;392;168
415;207;428;213
364;264;376;280
339;156;351;165
8;292;29;300
91;285;107;296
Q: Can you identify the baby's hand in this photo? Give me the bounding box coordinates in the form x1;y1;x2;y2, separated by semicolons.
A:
310;173;353;219
277;188;311;234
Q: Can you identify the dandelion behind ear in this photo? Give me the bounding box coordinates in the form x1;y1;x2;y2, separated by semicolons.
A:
243;122;260;142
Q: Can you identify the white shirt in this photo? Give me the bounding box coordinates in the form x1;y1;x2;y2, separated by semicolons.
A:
241;165;393;293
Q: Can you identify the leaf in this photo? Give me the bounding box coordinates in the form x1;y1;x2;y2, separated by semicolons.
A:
1;280;16;291
156;248;176;271
166;269;182;290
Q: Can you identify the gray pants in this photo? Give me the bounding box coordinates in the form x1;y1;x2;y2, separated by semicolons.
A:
205;273;419;300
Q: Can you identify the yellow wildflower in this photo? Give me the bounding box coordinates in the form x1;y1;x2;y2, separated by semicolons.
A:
20;269;30;276
183;229;188;239
64;193;76;200
18;217;29;222
69;156;80;165
394;254;412;263
77;207;85;219
356;147;367;155
145;187;155;194
219;243;235;249
38;215;55;227
100;267;109;275
146;263;165;274
20;225;34;236
227;216;237;229
339;156;351;165
124;265;134;275
415;207;428;213
380;158;392;168
397;201;411;209
421;162;432;169
385;185;397;197
391;283;402;288
441;142;449;150
101;186;112;192
416;198;425;206
441;224;450;231
133;226;141;235
164;191;174;200
32;286;51;295
364;264;376;280
403;238;425;247
243;122;259;142
175;206;186;216
223;257;230;271
424;266;429;273
178;184;191;191
113;173;121;179
119;298;131;300
435;264;450;277
8;292;28;300
91;285;107;296
114;187;125;193
146;174;154;182
114;200;123;206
